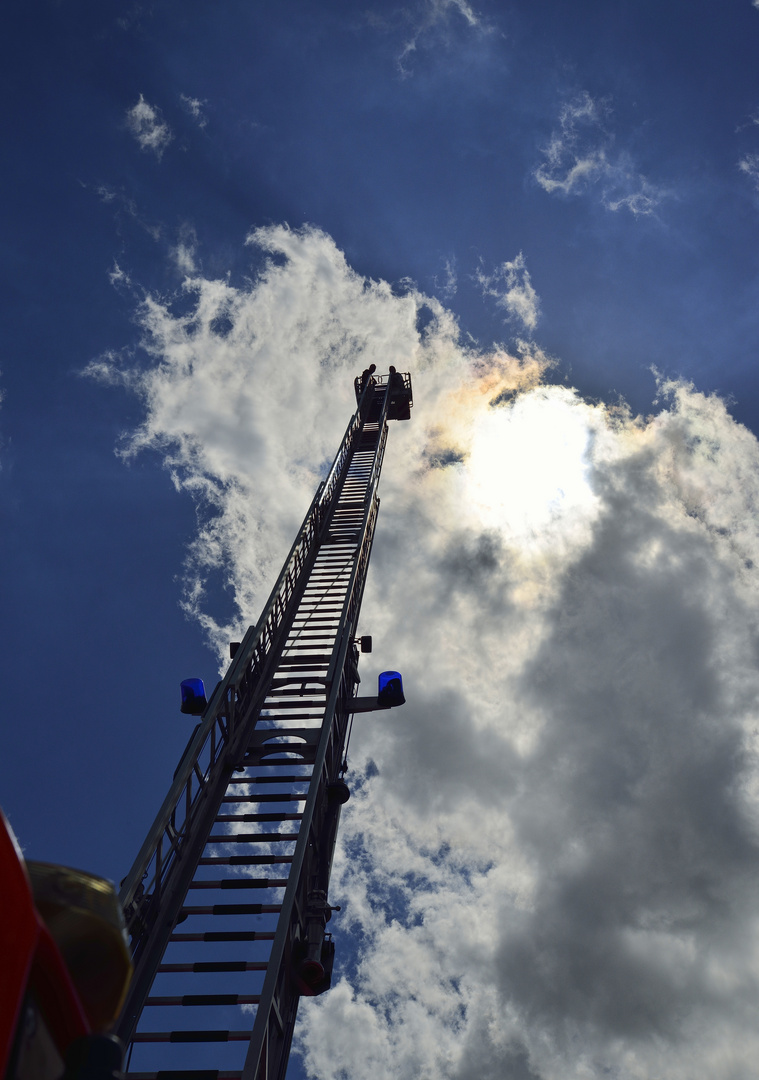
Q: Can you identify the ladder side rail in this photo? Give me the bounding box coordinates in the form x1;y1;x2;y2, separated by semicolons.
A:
354;376;378;424
241;461;385;1080
324;402;388;690
254;394;364;644
118;409;367;930
325;490;381;689
116;683;284;1044
329;492;380;698
241;614;372;1080
362;383;391;504
116;440;368;1045
116;536;333;1045
239;667;356;1080
121;632;284;966
119;395;364;922
118;477;325;916
257;667;357;1080
317;406;365;516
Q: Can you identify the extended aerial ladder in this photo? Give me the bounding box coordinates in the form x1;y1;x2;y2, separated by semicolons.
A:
116;372;413;1080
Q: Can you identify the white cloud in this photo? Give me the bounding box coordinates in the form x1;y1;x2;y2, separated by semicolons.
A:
125;94;173;158
107;261;132;288
435;256;458;299
91;183;162;240
383;0;492;75
90;227;759;1079
535;92;667;216
739;152;759;191
180;93;208;128
170;223;199;275
476;252;541;332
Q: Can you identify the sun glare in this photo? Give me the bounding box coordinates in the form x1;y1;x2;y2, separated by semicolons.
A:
463;389;599;549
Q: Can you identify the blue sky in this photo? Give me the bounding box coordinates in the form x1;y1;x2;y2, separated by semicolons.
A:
3;2;759;1078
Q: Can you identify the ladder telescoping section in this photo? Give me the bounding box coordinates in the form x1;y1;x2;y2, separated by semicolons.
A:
118;382;393;1080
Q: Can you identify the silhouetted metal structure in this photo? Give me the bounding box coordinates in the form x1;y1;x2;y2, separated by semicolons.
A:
117;372;412;1080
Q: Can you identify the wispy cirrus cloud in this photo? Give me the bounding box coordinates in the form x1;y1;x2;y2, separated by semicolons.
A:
739;152;759;191
179;93;208;129
434;256;458;299
534;92;667;216
736;104;759;193
476;252;541;332
369;0;492;75
125;94;173;158
170;223;200;275
88;182;162;241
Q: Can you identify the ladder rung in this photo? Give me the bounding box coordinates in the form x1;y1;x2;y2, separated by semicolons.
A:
198;856;293;866
254;746;317;758
207;833;298;844
187;879;289;889
229;775;310;784
287;624;338;631
221;794;306;803
126;1072;242;1079
268;678;328;689
252;728;319;740
251;747;317;759
276;643;334;651
276;648;330;656
180;904;282;915
254;737;318;747
215;812;302;823
276;656;330;665
215;812;302;822
267;691;326;699
264;694;326;703
254;717;323;725
294;605;344;612
146;994;261;1007
291;609;343;617
131;1031;251;1043
157;960;268;973
255;712;323;721
277;654;331;662
288;620;340;628
170;931;275;943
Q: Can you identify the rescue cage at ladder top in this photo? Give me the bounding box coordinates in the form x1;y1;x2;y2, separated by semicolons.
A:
108;371;412;1080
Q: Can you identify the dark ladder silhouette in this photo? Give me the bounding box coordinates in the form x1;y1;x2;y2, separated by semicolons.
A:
117;372;413;1080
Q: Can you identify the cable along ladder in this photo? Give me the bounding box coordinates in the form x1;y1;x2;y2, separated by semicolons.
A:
116;373;412;1080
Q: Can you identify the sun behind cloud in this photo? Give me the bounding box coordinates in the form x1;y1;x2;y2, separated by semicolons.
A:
462;387;600;550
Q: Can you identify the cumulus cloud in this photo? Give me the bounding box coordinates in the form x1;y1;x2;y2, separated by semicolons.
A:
85;224;465;654
535;92;667;216
477;252;541;332
125;94;173;158
91;226;759;1079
